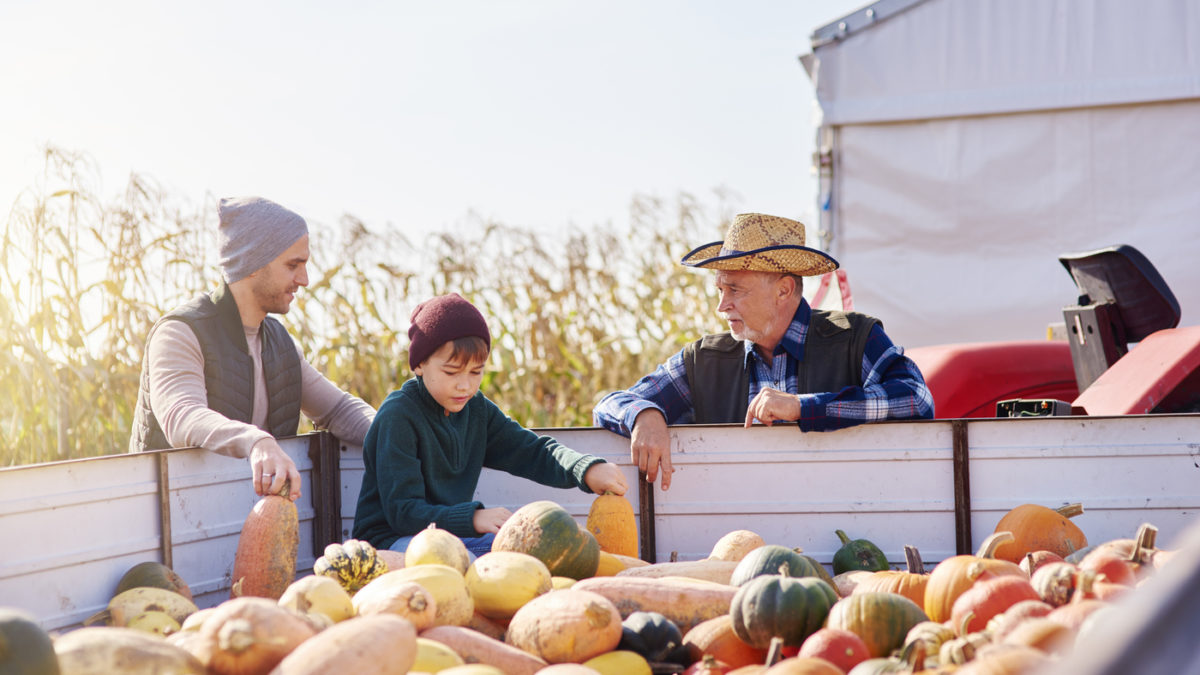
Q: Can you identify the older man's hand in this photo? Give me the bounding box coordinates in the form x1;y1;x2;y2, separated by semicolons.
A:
745;388;803;427
630;409;673;491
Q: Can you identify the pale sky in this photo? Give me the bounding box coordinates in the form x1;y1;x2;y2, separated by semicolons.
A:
1;1;865;240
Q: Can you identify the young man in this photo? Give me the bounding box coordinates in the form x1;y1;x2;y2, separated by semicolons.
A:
594;212;935;491
129;196;375;500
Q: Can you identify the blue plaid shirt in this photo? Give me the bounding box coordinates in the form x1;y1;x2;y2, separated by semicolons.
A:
593;299;935;433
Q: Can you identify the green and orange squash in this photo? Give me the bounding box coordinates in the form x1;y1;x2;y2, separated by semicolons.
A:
493;500;600;580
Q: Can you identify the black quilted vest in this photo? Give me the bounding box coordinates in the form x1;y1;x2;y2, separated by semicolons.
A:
682;309;879;424
129;282;302;452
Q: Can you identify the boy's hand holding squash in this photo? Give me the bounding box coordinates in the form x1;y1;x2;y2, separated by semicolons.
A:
583;462;628;496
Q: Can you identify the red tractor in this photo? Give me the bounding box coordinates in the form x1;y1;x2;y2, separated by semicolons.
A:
907;245;1200;418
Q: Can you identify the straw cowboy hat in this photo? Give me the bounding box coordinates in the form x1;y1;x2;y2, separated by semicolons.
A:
680;213;839;276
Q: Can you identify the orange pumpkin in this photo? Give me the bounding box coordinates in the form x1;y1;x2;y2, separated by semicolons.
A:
949;574;1039;635
852;544;928;606
682;615;769;668
923;532;1026;623
230;481;298;600
991;503;1087;563
586;492;639;558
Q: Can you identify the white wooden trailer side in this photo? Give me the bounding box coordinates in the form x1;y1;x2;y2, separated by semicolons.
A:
2;414;1199;633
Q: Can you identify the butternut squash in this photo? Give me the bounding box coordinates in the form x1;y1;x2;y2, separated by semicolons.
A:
194;597;315;675
615;559;738;584
572;575;738;633
421;625;548;675
269;614;418;675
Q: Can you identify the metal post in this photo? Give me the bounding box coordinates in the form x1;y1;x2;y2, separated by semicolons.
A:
155;451;174;568
638;471;657;563
952;420;972;555
308;431;343;556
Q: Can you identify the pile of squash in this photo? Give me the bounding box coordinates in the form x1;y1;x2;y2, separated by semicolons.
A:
0;498;1183;674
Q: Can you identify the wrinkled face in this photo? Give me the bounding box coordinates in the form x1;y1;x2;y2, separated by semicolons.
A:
249;234;310;315
714;270;790;343
414;341;486;413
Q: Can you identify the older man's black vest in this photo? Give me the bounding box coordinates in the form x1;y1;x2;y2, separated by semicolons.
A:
682;309;879;424
129;283;302;452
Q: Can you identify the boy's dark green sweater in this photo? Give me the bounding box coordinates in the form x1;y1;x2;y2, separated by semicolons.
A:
352;377;605;550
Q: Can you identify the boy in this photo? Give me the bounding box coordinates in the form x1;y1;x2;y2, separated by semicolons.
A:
353;293;627;556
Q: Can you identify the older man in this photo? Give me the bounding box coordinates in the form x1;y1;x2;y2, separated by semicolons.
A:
593;213;934;490
129;196;375;500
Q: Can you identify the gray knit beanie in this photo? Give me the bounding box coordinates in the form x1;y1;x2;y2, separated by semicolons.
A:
217;196;309;283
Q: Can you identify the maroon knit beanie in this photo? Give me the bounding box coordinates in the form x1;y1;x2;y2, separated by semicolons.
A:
407;293;491;369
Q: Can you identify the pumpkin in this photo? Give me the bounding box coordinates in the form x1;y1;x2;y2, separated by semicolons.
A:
376;564;473;627
571;575;738;634
313;538;386;593
583;649;653;675
193;597;316;675
465;551;552;620
709;531;766;562
271;614;417;675
730;568;838;649
830;570;874;597
406;524;472;574
984;599;1053;641
0;607;59;675
421;625;548;675
949;573;1040;635
957;643;1048;673
797;627;870;673
901;621;955;661
1000;617;1072;655
1030;561;1078;607
763;656;844;674
937;615;992;666
586;492;639;558
730;545;826;587
1077;549;1137;587
277;575;355;623
1018;550;1065;577
991;503;1088;563
618;611;685;663
685;654;733;675
825;592;928;659
54;626;205;674
852;545;928;606
682;615;769;669
493;500;600;580
230;480;298;600
832;530;889;574
923;531;1026;623
351;573;438;629
115;561;194;601
505;589;622;663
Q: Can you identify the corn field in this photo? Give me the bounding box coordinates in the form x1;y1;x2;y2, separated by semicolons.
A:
1;146;737;466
